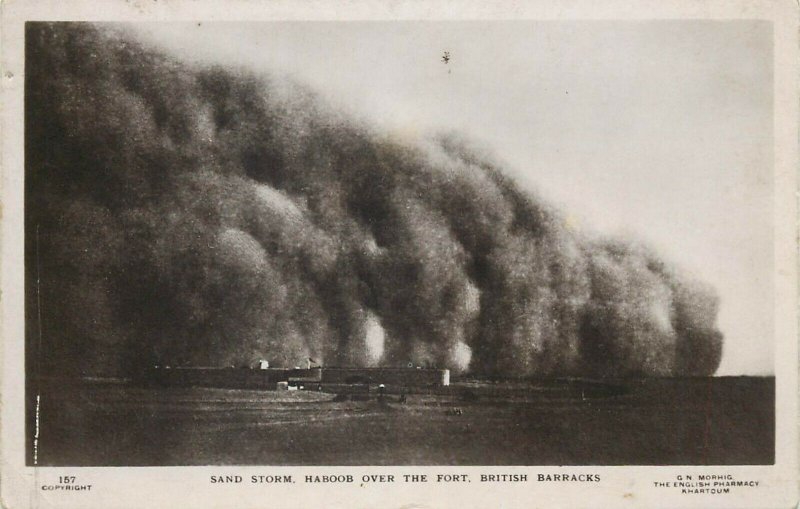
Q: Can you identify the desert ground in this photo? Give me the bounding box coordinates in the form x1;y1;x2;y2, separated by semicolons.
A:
28;376;773;466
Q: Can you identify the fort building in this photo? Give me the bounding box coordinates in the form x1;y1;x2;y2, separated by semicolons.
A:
142;365;450;390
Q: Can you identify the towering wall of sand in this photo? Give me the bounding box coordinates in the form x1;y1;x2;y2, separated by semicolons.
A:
25;23;723;379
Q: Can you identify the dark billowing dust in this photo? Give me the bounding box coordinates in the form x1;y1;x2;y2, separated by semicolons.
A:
26;23;723;379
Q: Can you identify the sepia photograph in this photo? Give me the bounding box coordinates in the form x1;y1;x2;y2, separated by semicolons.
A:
2;2;797;508
24;20;775;467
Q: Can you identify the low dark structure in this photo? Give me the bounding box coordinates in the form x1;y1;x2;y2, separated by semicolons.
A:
141;367;320;390
320;367;450;387
139;366;449;390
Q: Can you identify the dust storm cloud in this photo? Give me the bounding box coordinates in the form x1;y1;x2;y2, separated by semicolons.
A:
25;23;723;379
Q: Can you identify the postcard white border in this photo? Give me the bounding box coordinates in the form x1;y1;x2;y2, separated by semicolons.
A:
2;1;797;508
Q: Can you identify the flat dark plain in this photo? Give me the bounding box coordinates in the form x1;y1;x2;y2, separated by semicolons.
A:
27;376;774;466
